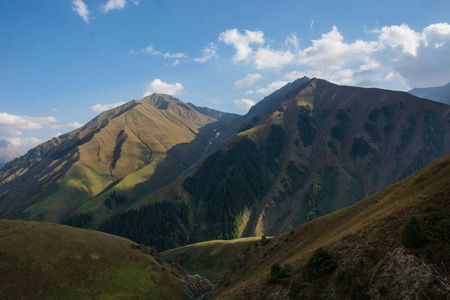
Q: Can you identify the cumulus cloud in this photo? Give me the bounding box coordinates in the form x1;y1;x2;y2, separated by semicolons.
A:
234;73;262;88
0;112;57;136
219;29;265;62
254;47;296;69
299;26;377;70
234;99;256;111
88;102;126;113
143;79;184;97
247;80;289;95
100;0;126;13
71;0;89;23
376;24;422;56
7;137;43;151
195;43;218;63
220;23;450;88
50;122;84;130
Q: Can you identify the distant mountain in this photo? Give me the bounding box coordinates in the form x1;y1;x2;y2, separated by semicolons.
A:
409;82;450;105
131;78;450;247
0;94;239;223
0;140;24;169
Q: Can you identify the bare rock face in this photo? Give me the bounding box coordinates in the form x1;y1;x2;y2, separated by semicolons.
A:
368;247;437;299
184;274;211;299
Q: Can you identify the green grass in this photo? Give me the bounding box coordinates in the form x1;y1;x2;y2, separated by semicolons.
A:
163;237;260;282
0;220;187;300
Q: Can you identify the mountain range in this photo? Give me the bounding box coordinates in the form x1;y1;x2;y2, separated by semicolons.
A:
1;77;449;299
1;78;449;250
409;82;450;105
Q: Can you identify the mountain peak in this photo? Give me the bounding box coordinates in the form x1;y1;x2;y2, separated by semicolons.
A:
0;140;24;167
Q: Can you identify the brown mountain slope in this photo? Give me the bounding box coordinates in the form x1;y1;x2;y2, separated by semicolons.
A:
209;152;450;299
0;94;238;223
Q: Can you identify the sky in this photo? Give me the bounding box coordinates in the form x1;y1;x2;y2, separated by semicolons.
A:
1;0;450;151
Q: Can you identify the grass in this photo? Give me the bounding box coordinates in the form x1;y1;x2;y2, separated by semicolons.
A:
209;152;450;299
162;237;261;282
0;220;188;299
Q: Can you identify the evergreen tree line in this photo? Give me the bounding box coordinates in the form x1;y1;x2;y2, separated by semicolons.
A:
97;201;190;252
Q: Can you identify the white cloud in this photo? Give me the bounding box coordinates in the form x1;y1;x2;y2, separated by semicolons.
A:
247;80;289;95
195;43;218;63
50;122;84;130
234;99;256;111
71;0;89;23
220;23;450;89
7;137;43;151
376;24;422;56
129;45;161;55
100;0;126;13
163;52;187;59
284;71;307;80
0;112;56;136
88;102;126;113
131;0;139;4
219;29;265;62
143;79;184;97
299;26;377;70
234;73;262;88
310;20;314;30
254;47;296;69
51;108;58;112
130;45;186;65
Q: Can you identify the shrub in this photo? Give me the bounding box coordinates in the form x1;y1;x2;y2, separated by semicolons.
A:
268;262;291;283
304;247;337;281
401;216;427;248
261;235;269;245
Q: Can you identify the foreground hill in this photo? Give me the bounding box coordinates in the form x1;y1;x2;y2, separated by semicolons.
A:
208;152;450;299
0;94;238;224
409;82;450;105
0;220;210;299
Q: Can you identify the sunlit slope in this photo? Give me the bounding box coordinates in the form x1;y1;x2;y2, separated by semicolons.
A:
209;152;450;299
162;237;261;282
0;220;190;299
0;94;236;223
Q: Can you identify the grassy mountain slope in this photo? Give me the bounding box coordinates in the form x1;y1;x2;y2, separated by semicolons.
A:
162;237;261;282
209;152;450;299
409;82;450;105
0;94;238;224
0;220;201;299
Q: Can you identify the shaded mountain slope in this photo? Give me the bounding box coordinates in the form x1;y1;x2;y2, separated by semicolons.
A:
0;219;209;299
208;152;450;299
0;94;238;224
180;78;450;240
162;237;261;282
409;82;450;105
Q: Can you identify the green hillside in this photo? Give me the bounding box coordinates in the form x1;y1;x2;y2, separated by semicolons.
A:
208;152;450;299
0;220;210;299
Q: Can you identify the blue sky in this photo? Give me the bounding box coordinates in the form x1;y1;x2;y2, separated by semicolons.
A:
1;0;450;150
